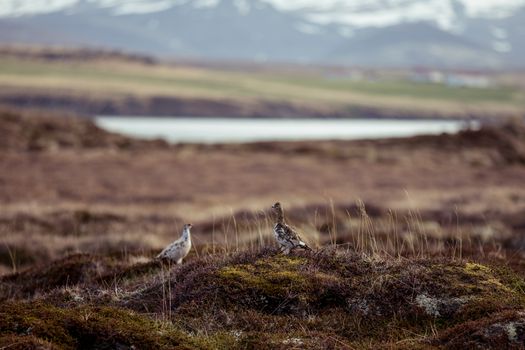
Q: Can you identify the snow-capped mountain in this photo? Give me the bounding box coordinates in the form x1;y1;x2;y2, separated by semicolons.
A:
0;0;524;68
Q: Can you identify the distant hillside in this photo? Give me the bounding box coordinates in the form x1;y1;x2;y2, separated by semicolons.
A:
330;22;502;67
0;0;524;68
1;48;523;120
0;46;156;64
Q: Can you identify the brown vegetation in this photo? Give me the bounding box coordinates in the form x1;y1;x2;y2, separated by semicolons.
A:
1;249;525;348
1;107;525;348
0;45;157;65
0;106;168;151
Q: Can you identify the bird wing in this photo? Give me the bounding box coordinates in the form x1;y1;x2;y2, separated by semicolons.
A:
278;223;307;246
286;224;312;250
156;246;169;259
157;243;174;258
156;237;183;259
283;224;301;241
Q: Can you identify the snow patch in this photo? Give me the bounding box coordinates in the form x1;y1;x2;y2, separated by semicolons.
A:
461;0;525;18
1;0;525;31
266;0;525;30
0;0;78;17
112;1;173;15
233;0;251;15
192;0;219;9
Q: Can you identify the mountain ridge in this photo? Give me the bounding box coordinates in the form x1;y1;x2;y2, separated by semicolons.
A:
0;0;524;68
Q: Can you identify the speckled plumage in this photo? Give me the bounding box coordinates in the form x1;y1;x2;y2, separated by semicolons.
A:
271;202;311;255
156;224;192;264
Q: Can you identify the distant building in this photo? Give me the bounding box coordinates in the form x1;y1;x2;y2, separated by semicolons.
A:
410;69;492;88
445;73;491;88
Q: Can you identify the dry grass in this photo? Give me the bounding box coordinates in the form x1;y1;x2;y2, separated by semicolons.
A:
1;107;525;271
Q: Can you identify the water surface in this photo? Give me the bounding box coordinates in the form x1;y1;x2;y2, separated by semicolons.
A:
96;117;470;143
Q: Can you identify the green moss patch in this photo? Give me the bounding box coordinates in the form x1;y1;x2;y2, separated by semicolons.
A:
218;256;309;296
0;301;196;349
217;255;343;313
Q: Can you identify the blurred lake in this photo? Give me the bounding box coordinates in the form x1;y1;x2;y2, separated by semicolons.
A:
96;117;472;143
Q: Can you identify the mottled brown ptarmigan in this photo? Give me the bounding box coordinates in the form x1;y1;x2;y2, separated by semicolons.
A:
271;202;311;255
156;223;192;264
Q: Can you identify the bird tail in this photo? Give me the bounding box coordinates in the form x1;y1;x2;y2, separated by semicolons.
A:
299;241;312;251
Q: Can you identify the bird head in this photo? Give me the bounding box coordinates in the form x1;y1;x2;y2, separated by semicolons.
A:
183;223;193;230
271;202;284;217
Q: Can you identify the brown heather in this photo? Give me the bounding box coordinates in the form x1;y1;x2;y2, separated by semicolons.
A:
1;107;525;348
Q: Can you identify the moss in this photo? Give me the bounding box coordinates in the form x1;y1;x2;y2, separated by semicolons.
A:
492;265;525;295
0;301;199;350
191;332;239;349
216;256;315;313
465;262;491;273
219;264;308;297
411;262;525;327
219;256;307;293
435;310;525;348
6;250;525;349
426;262;514;298
463;262;508;290
216;255;345;313
0;334;58;350
0;301;76;348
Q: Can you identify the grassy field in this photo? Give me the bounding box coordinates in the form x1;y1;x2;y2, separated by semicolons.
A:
0;48;524;118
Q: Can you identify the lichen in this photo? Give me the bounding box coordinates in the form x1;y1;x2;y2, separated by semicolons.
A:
415;294;468;318
505;322;518;341
415;294;441;317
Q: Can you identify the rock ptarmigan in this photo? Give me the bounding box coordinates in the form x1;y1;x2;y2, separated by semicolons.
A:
156;223;192;264
271;202;311;255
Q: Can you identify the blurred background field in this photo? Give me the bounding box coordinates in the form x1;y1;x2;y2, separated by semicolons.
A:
0;47;524;119
1;106;525;272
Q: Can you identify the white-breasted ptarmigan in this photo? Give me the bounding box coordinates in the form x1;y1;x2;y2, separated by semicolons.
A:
156;223;192;264
271;202;311;254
